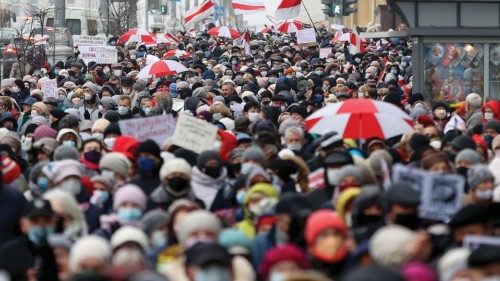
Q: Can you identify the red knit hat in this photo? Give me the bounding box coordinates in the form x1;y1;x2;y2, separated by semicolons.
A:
1;155;21;184
305;210;347;246
417;115;435;128
259;244;310;280
112;136;139;161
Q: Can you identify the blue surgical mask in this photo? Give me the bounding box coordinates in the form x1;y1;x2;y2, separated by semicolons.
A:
93;190;109;204
28;226;54;245
240;162;259;175
118;208;143;222
37;177;49;193
63;140;76;147
194;265;231;281
137;156;156;175
236;190;246;205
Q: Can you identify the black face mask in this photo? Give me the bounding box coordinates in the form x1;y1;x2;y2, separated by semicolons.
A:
456;167;468;178
167;177;189;193
354;214;383;227
204;165;222;179
228;163;241;177
394;213;421;231
96;69;104;76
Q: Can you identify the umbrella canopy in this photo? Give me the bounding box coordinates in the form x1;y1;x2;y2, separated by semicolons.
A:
208;26;241;39
156;33;180;45
162;50;192;60
261;27;272;33
145;54;160;65
276;20;303;33
118;29;156;45
305;99;413;139
136;60;189;79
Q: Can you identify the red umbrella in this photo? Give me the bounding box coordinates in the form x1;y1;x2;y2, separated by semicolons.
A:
276;20;303;33
305;99;413;139
208;26;241;39
156;33;180;45
261;27;272;33
136;60;189;79
118;29;156;45
162;50;192;59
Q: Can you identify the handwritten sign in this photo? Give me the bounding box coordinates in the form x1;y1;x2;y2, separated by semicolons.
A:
296;28;317;45
119;115;176;145
40;79;58;99
464;235;500;250
78;46;117;65
72;35;107;46
171;114;218;154
319;48;332;59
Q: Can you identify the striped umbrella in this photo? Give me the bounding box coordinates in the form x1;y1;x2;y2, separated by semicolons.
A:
118;29;156;45
208;26;241;39
162;50;192;60
305;99;413;139
156;33;180;45
276;20;303;33
136;60;189;79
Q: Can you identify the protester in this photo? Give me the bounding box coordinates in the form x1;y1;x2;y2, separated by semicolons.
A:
0;18;498;281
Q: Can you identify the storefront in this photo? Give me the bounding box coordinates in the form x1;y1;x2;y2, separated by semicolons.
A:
388;0;500;102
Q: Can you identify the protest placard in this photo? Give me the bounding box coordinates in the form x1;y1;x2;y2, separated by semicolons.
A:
464;235;500;250
72;35;107;46
420;173;464;222
296;28;317;46
119;114;176;145
40;79;58;99
392;164;430;192
171;114;218;154
78;46;117;64
319;48;332;59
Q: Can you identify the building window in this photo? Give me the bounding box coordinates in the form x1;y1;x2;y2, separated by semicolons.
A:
66;19;81;35
424;43;484;102
489;44;500;99
87;19;97;35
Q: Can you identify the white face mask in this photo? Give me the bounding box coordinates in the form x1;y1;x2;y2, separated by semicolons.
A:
287;143;301;151
248;112;260;123
435;109;447;119
122;88;131;95
11;86;20;93
104;137;116;149
101;169;115;181
484;112;494;120
92;132;104;140
103;67;110;74
60;178;81;195
113;69;122;76
31;110;39;117
327;168;341;186
475;189;493;201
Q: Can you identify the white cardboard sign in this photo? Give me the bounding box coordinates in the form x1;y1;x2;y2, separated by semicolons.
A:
119;114;176;145
171;114;218;154
78;46;117;65
40;79;58;99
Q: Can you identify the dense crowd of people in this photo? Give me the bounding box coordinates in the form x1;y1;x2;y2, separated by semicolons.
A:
0;24;499;281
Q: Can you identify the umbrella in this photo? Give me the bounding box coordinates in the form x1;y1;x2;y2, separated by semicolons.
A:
208;26;241;39
276;20;303;33
118;29;156;45
162;50;192;60
261;27;272;33
145;54;160;65
305;99;413;139
156;33;180;45
136;60;189;79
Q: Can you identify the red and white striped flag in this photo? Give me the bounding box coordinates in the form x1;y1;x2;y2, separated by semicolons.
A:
349;31;365;54
378;56;388;83
241;29;251;56
274;0;302;21
232;0;265;15
184;0;215;26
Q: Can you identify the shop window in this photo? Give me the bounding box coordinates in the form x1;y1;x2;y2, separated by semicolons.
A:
490;44;500;99
87;19;97;35
424;43;484;102
66;19;81;35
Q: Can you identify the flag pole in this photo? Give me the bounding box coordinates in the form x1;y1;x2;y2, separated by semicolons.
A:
301;1;319;36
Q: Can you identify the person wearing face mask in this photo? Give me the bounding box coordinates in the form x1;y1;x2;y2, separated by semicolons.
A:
67;235;111;276
96;184;147;239
305;210;351;279
110;63;124;78
80;139;103;173
448;204;490;246
190;151;228;209
99;152;133;188
89;175;113;213
0;198;59;281
466;165;495;205
117;95;134;119
109;226;150;271
150;158;199;210
79;82;101;121
56;128;82;150
432;102;450;132
482;99;499;123
238;183;279;239
140;209;169;262
385;181;422;231
243;101;262;124
128;140;163;196
10;79;30;106
185;242;234;281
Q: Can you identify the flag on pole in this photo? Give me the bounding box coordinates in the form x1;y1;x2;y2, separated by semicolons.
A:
274;0;302;21
184;0;215;26
241;29;251;56
232;0;265;15
349;31;365;54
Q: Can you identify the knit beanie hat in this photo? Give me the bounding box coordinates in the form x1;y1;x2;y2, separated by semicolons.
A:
159;157;192;182
366;149;393;177
56;128;82;148
133;79;148;92
305;210;347;246
369;225;414;267
451;135;476;152
196;150;221;169
33;125;57;141
336;165;364;186
454;149;482;166
140;209;169;236
176;210;222;245
0;132;20;153
219;117;235;131
113;184;147;211
484;120;500;133
25;123;38;135
1;155;21;184
99;152;132;178
111;225;149;251
218;228;253;255
32;102;48;115
242;146;265;165
438;248;470;281
402;262;437;281
91;118;111;133
53;145;79;161
69;235;111;273
336;188;362;223
259;244;310;280
467;164;495;189
137;139;161;157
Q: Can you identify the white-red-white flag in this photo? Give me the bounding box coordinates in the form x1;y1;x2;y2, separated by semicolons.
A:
241;29;251;56
349;31;365;54
184;0;215;26
274;0;301;21
232;0;265;15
